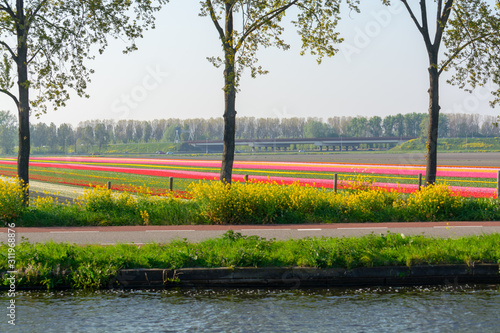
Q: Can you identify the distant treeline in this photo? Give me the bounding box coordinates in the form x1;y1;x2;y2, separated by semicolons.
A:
0;112;498;154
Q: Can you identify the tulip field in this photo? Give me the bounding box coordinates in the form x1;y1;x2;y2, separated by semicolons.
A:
0;156;497;198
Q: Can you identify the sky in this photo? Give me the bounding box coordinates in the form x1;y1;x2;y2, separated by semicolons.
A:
1;1;498;127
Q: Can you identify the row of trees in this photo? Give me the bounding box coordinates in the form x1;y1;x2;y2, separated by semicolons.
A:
1;112;495;154
0;110;16;154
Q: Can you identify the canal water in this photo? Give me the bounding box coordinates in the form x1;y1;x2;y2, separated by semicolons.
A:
2;285;499;332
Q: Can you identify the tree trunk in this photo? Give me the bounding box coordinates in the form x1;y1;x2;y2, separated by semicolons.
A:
425;53;440;186
221;88;236;183
16;0;30;204
220;3;236;183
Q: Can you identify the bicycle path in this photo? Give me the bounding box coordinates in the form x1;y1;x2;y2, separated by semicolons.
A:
2;222;499;245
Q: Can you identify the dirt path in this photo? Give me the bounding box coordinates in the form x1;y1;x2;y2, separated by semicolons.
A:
1;176;84;201
29;180;85;199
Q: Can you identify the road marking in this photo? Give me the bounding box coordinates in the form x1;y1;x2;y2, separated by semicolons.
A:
101;243;145;246
145;230;196;232
297;229;322;231
337;227;388;230
433;226;483;229
50;231;99;234
242;229;292;231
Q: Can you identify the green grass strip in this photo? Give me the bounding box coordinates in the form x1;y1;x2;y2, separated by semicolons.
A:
1;231;499;290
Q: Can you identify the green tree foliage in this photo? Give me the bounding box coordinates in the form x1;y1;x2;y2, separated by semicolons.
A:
393;113;405;137
125;121;135;144
94;123;108;153
201;0;360;183
304;119;336;138
163;124;180;142
404;113;427;137
152;119;167;142
114;120;128;144
0;0;167;203
367;116;383;137
143;121;153;143
31;122;48;151
46;123;58;152
134;121;144;142
444;0;500;105
58;123;75;154
79;125;94;153
0;110;16;154
346;117;368;137
383;115;395;137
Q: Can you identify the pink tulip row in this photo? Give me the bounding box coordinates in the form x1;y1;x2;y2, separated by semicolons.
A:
29;156;498;179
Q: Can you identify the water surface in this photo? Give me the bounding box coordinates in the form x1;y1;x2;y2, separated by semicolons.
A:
2;285;499;332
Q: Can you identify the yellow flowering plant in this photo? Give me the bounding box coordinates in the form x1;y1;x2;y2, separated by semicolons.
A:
189;180;341;224
30;193;56;210
0;177;27;223
394;184;462;221
341;189;399;222
79;185;138;214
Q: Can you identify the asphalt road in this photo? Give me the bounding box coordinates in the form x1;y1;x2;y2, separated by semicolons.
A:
3;222;500;245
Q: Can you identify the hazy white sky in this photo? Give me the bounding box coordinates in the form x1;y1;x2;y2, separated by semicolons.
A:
2;1;498;126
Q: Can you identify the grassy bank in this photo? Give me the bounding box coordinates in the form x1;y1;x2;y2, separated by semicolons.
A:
1;178;500;227
1;232;499;289
394;137;500;152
